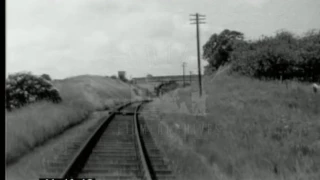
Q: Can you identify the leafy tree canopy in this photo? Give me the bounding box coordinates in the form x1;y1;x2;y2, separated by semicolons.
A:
203;29;244;73
6;72;62;111
41;74;52;81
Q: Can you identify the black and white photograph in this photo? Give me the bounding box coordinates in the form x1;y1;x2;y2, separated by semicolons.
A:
5;0;320;180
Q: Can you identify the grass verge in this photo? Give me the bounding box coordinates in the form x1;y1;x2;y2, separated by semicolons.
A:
141;71;320;180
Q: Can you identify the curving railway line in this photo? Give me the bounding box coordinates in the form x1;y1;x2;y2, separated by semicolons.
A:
42;101;175;180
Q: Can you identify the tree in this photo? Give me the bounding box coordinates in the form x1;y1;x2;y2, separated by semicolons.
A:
203;29;244;74
41;74;52;81
6;72;62;111
229;29;320;82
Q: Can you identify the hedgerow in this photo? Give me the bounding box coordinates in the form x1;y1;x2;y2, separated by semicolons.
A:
5;72;62;111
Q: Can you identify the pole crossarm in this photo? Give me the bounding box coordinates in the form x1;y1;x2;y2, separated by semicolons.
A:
189;19;206;21
190;22;206;24
190;17;206;20
190;13;205;16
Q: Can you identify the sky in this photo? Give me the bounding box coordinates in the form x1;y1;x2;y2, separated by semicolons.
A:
6;0;320;79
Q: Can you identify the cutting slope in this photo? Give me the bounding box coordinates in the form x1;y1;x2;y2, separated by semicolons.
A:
6;75;141;165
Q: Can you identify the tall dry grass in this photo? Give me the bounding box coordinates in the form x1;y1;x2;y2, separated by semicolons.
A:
6;75;138;165
141;72;320;180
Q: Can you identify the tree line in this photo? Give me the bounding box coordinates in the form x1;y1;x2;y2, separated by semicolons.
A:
203;29;320;82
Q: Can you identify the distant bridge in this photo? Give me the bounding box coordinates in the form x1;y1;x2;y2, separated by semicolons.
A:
132;75;199;84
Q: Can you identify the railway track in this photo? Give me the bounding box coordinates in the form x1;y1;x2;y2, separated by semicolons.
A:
42;101;175;180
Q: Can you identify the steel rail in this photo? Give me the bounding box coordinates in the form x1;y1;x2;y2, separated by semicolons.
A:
59;102;134;178
133;101;155;180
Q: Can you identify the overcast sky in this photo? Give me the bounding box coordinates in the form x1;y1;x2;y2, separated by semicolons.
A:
6;0;320;79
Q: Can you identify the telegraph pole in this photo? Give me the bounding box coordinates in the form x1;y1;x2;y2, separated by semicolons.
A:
190;13;205;96
182;62;186;87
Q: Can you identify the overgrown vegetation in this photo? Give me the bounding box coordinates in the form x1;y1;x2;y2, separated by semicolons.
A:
139;29;320;180
203;29;320;82
142;73;320;180
6;72;62;111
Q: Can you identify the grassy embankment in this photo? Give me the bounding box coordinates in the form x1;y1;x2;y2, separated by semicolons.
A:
6;75;143;165
141;68;320;180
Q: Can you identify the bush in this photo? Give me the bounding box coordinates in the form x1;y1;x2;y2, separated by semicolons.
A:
5;72;62;111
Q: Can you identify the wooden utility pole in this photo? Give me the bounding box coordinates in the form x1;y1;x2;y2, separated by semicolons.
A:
182;62;186;87
190;13;205;96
